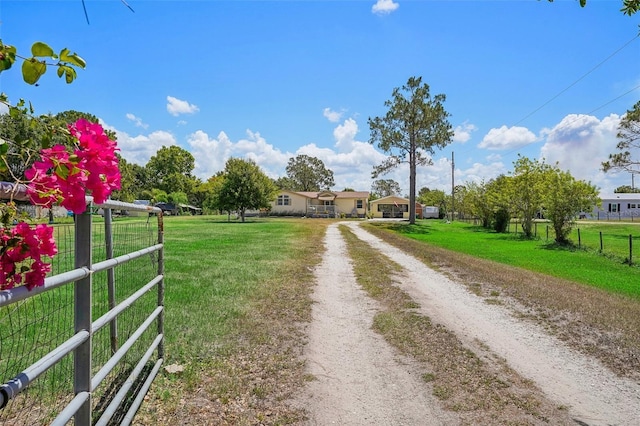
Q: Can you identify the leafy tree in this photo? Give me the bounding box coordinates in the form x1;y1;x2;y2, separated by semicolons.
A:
111;155;137;202
0;109;105;181
452;184;468;219
0;111;45;181
342;187;355;192
285;154;334;191
145;145;195;194
203;174;228;214
486;175;512;232
614;185;640;193
543;168;600;244
465;180;493;227
602;101;640;175
112;161;150;202
507;156;552;238
371;179;401;198
190;172;222;209
545;0;640;16
417;187;448;218
215;158;277;222
274;176;297;190
369;76;453;224
141;188;168;204
168;191;188;205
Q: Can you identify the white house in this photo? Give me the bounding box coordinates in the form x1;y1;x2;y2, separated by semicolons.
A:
585;193;640;220
270;190;369;218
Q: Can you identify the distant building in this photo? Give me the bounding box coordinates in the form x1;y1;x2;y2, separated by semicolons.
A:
584;193;640;220
270;190;369;218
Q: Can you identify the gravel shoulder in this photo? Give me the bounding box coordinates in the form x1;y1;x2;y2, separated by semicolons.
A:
294;222;640;425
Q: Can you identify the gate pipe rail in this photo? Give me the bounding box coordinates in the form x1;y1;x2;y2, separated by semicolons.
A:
91;306;163;391
0;330;90;409
0;197;164;424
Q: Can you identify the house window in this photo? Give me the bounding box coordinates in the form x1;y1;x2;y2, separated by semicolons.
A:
277;195;290;206
632;204;637;209
356;200;363;209
610;203;618;213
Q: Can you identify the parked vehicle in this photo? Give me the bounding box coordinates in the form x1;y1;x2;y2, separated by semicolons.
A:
154;202;180;215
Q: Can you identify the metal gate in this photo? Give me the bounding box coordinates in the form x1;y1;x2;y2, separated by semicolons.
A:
0;198;164;425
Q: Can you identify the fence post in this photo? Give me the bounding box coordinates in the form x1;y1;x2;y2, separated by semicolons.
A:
74;207;93;426
578;228;581;248
629;234;633;266
599;231;603;252
157;212;165;360
534;222;537;237
104;208;118;354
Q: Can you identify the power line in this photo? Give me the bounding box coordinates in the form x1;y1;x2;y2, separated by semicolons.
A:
511;33;640;128
423;33;640;189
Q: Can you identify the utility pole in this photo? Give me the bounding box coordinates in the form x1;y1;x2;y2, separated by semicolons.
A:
451;151;455;221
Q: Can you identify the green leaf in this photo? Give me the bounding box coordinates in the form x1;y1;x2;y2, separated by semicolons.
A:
59;48;86;68
9;106;21;119
21;59;47;85
57;65;77;83
55;164;69;180
64;66;77;84
0;44;17;72
0;140;8;156
41;133;52;149
31;42;55;58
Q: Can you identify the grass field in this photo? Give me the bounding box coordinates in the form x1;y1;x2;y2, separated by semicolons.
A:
137;215;327;424
367;220;640;299
3;214;640;423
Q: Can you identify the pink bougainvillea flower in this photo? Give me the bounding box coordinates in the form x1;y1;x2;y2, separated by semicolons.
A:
0;223;57;291
24;259;52;291
13;118;120;291
25;119;121;214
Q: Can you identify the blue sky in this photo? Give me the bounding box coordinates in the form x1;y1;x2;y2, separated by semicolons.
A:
1;0;639;195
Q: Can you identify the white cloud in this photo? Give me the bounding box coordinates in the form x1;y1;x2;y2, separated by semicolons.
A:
478;125;537;150
188;129;289;180
539;113;624;193
453;121;477;143
166;96;199;116
458;161;507;185
106;116;456;194
323;107;343;123
486;153;502;163
333;118;359;152
105;124;177;166
372;0;399;15
125;113;148;129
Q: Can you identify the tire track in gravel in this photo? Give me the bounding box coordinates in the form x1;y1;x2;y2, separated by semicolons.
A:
344;221;640;426
292;223;460;425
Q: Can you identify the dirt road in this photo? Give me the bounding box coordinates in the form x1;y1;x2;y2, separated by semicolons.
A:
293;222;640;425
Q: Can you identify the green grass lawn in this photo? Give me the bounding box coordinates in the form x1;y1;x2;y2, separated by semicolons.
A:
163;216;302;356
366;220;640;299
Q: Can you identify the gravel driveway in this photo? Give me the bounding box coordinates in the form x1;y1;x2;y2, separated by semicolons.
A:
293;222;640;426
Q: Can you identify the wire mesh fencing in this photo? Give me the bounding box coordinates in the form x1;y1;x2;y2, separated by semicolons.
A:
0;199;164;425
